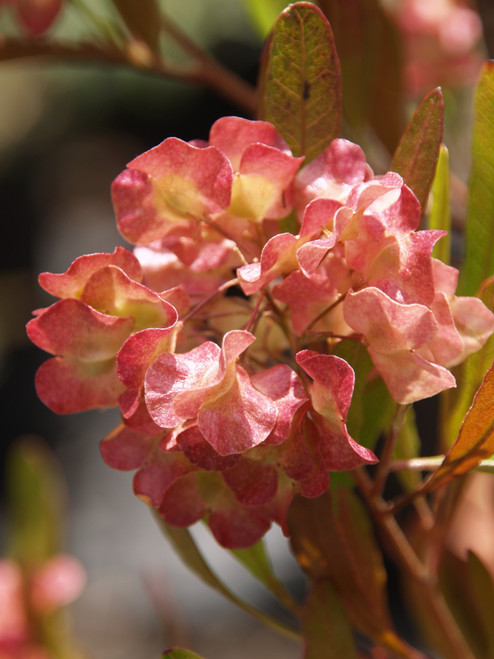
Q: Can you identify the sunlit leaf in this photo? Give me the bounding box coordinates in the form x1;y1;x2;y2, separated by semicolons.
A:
391;88;444;215
429;145;451;264
111;0;161;52
302;579;357;658
258;2;341;162
459;62;494;296
426;362;494;490
318;0;404;154
241;0;288;38
157;518;301;641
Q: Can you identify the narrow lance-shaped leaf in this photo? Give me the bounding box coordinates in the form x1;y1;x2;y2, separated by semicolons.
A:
458;62;494;296
157;518;301;641
429;144;452;264
426;362;494;491
258;2;341;162
391;87;444;216
302;579;357;659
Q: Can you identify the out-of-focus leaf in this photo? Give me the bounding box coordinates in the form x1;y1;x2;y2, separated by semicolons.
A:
158;519;301;640
258;2;341;162
391;88;444;215
426;362;494;491
459;62;494;296
162;649;206;659
7;437;65;566
318;0;404;154
429;145;451;264
467;551;494;657
111;0;161;52
241;0;288;38
287;490;410;655
231;539;297;611
302;579;357;659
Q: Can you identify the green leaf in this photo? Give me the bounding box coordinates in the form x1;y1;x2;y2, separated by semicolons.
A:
6;437;65;566
391;88;444;215
459;61;494;296
318;0;405;154
258;2;341;162
157;518;301;641
426;362;494;491
162;649;206;659
302;579;357;659
429;144;452;264
241;0;288;38
111;0;161;52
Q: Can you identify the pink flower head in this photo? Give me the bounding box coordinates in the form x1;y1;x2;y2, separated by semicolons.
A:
112;137;233;244
145;330;278;455
1;0;63;36
209;116;304;222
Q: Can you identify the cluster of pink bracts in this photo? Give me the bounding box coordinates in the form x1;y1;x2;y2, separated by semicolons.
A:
27;117;494;548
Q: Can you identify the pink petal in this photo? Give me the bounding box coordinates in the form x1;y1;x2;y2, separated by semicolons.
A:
133;449;195;508
158;472;206;526
30;555;86;612
314;412;378;470
100;424;157;471
16;0;62;35
237;232;298;295
209;116;292;170
209;503;272;549
197;365;277;455
299;197;342;237
38;247;142;299
222;457;278;505
176;426;239;471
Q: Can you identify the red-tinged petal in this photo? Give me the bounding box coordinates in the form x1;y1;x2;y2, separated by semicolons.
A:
222;457;278;506
209;116;292;170
16;0;62;35
80;266;176;332
176;426;239;471
115;138;232;242
208;503;272;549
237;233;298;295
145;341;222;428
34;356;124;413
295;139;373;215
158;472;205;526
297;236;338;278
369;347;456;404
344;287;437;354
100;424;157;471
423;292;464;366
197;366;277;455
296;349;355;421
277;418;330;498
449;296;494;364
299;197;342;237
314;412;378;470
432;258;459;297
133;450;195;508
118;390;162;434
228;143;303;220
117;325;179;391
251;364;308;445
38;247;142;299
27;298;134;361
158;286;190;317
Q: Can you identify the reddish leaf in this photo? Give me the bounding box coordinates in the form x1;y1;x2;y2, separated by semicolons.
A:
426;362;494;491
391;88;444;214
258;2;341;162
302;579;357;658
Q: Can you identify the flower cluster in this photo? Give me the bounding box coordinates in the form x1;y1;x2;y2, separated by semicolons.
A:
0;555;85;658
27;117;494;548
